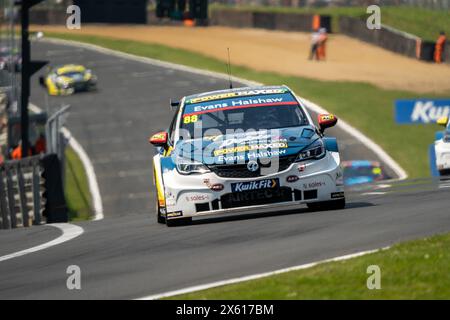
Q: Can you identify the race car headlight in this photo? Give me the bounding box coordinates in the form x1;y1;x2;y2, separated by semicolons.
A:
296;140;325;162
176;156;210;175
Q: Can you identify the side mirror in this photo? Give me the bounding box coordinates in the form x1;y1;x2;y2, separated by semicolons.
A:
149;131;168;147
170;99;180;110
318;114;338;133
437;116;449;127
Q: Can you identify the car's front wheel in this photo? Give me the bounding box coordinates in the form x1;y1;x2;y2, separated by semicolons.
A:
307;198;346;211
156;200;166;224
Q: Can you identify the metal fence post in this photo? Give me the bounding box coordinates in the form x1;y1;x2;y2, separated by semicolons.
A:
32;160;41;225
0;169;10;229
17;163;29;227
6;167;17;228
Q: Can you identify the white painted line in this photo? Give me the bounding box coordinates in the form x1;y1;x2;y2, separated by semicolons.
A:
361;191;388;196
29;103;104;221
0;223;84;263
42;37;408;180
137;246;389;300
61;127;104;221
374;184;392;190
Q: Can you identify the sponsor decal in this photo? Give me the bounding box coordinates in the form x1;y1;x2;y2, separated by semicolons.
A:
184;99;296;117
210;184;224;191
183;93;298;117
166;211;183;218
228;187;289;202
298;164;306;172
331;192;345;199
247;160;259;172
303;181;326;189
395;99;450;124
213;140;288;156
286;175;300;183
186;88;288;104
319;114;335;122
216;131;284;147
203;179;224;191
185;194;210;202
231;178;279;192
217;149;287;162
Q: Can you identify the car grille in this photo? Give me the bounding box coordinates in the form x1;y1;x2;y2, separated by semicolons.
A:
221;187;293;209
208;155;297;178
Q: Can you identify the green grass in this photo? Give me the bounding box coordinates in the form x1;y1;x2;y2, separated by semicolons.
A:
211;4;450;41
170;233;450;299
42;32;449;178
65;147;91;221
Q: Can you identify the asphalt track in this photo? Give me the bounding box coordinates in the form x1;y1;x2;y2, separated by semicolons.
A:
0;40;449;299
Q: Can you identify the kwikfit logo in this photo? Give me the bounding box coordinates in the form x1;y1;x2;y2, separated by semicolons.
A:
231;178;278;192
395;100;450;124
410;101;450;123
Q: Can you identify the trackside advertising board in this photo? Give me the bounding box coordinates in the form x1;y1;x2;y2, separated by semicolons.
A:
395;99;450;124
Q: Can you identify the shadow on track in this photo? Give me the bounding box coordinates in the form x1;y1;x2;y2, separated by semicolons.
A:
180;201;376;227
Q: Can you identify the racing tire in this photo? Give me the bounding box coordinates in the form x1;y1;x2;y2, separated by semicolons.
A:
438;169;450;177
166;217;192;227
307;198;346;211
156;202;166;224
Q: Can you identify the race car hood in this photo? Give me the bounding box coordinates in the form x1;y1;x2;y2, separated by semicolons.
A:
174;126;320;165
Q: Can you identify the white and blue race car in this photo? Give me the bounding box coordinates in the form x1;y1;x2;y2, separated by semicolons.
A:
434;116;450;176
150;86;345;226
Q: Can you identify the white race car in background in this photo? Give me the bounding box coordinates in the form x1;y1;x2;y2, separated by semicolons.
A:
149;86;345;226
435;116;450;176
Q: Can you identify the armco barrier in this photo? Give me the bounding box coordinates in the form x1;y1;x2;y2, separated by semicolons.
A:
30;9;67;25
0;154;68;230
207;9;331;32
338;16;419;59
445;43;450;64
209;9;254;28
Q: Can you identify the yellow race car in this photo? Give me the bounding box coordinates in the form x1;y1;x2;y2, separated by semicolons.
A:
39;64;97;96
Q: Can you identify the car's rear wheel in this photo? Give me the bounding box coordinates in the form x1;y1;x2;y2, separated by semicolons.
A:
166;217;192;227
307;198;346;211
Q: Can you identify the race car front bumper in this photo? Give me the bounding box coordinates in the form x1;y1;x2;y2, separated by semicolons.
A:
162;152;344;220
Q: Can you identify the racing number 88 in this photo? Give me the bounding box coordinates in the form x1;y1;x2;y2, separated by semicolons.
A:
183;115;198;124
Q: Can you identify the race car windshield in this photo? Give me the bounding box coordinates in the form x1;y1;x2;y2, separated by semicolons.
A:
180;104;308;138
59;71;84;77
